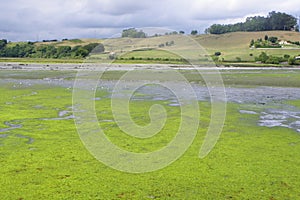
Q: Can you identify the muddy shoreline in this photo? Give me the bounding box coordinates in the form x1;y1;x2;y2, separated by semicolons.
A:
1;62;300;71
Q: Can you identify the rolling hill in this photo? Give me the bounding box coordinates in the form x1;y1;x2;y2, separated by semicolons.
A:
1;31;300;65
194;31;300;62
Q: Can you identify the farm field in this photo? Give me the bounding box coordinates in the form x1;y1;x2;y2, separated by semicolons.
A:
1;68;300;199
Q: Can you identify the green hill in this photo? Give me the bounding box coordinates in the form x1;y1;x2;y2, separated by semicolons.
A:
1;31;300;65
194;31;300;62
98;31;300;64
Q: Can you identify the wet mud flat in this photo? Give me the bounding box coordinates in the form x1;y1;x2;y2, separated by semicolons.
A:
1;62;300;71
240;106;300;133
1;71;300;139
127;84;300;133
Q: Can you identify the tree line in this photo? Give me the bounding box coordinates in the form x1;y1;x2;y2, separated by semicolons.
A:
255;52;300;65
121;28;199;38
205;11;298;34
122;28;147;38
0;39;104;59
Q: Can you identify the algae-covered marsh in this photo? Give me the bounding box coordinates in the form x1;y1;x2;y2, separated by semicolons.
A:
1;69;300;199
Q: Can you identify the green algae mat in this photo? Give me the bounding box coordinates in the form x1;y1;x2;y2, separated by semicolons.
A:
1;70;300;199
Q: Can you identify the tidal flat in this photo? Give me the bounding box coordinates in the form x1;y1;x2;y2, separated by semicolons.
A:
1;68;300;199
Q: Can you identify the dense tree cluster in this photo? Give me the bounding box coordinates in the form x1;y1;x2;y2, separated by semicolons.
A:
122;28;146;38
250;35;281;48
0;39;104;59
287;40;300;46
206;11;298;34
254;52;296;64
191;30;198;35
250;35;300;48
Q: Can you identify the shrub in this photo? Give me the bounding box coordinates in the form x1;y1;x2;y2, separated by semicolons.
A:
288;57;296;65
214;52;221;56
266;56;280;64
264;35;269;41
108;53;116;60
268;37;278;43
211;55;219;62
257;52;269;63
250;39;255;47
283;54;290;59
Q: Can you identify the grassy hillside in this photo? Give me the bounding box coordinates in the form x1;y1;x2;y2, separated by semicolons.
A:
99;31;300;64
194;31;300;62
1;31;300;65
197;31;300;49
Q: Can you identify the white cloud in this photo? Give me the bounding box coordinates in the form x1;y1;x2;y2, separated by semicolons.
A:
0;0;300;41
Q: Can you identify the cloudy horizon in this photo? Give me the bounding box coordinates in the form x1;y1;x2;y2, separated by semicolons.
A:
1;0;300;41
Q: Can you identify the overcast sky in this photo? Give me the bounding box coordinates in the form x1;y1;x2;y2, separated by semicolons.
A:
1;0;300;41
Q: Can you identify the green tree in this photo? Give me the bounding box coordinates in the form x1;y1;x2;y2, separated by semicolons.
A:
82;43;100;52
71;46;89;58
283;54;290;60
250;39;255;47
77;47;89;58
264;35;269;41
0;39;7;49
214;52;221;56
256;52;269;63
34;45;47;58
268;11;297;30
56;46;71;58
288;57;296;65
268;36;278;43
266;56;280;64
191;30;198;35
122;28;146;38
90;43;105;53
206;11;297;34
44;45;57;58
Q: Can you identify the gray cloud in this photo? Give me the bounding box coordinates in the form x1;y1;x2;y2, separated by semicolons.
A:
0;0;300;41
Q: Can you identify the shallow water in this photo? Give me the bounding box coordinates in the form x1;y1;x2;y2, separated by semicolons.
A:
0;134;8;138
0;107;73;145
239;104;300;133
2;77;300;134
258;107;300;132
0;121;35;144
0;122;23;133
41;109;74;121
15;134;35;144
2;77;300;104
